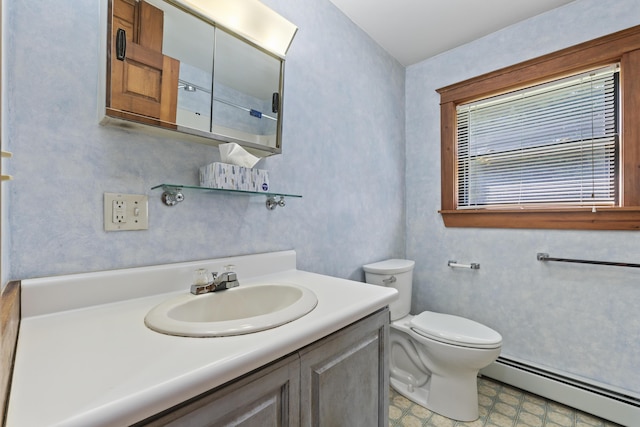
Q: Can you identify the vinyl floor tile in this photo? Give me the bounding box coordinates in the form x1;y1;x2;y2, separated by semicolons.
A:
389;377;624;427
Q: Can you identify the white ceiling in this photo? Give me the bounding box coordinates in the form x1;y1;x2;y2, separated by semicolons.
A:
327;0;576;66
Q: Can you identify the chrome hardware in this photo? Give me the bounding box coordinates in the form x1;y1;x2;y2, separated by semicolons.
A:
162;188;184;206
190;282;213;295
190;265;240;295
266;196;286;210
448;260;480;269
382;275;397;285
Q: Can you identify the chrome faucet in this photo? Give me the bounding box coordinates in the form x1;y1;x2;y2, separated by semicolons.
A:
190;266;239;295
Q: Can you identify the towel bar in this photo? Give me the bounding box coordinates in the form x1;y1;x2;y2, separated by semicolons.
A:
536;253;640;269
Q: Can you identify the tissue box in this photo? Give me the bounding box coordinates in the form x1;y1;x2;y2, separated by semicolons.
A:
199;162;269;192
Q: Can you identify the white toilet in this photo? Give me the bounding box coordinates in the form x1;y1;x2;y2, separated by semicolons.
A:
363;259;502;422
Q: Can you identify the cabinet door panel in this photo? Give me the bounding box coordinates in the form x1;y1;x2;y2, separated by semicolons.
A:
137;0;163;52
300;309;389;427
108;0;178;126
139;355;300;427
109;42;178;124
158;54;180;125
110;43;161;115
112;0;136;39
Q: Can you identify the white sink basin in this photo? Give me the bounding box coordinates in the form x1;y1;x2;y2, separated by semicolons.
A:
144;283;318;337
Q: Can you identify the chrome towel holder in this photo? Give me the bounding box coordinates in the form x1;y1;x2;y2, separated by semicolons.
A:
448;260;480;270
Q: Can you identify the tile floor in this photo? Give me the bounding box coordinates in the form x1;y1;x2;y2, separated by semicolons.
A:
389;376;623;427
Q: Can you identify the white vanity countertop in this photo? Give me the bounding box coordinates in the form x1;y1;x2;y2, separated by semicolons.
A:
7;251;397;426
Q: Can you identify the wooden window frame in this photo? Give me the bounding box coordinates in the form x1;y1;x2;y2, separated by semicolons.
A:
437;25;640;230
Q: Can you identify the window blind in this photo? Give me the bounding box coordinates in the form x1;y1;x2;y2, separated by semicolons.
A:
456;64;619;209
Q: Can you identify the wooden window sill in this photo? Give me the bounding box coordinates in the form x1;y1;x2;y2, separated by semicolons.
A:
439;208;640;230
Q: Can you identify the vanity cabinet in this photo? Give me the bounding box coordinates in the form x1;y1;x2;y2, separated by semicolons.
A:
136;309;389;426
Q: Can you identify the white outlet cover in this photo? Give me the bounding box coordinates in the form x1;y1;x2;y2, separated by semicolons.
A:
104;193;149;231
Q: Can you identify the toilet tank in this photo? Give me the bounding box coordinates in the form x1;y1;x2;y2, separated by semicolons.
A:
362;259;415;321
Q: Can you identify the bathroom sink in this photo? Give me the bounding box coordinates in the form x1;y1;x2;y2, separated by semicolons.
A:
144;283;318;337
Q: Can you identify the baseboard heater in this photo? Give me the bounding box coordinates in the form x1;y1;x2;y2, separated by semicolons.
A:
480;356;639;426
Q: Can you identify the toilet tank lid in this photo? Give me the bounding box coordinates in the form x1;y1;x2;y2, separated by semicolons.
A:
410;311;502;348
363;259;415;274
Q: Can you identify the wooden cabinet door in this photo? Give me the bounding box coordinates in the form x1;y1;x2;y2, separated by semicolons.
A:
299;309;390;427
137;0;164;52
138;355;300;427
108;0;178;126
111;0;136;43
109;43;178;125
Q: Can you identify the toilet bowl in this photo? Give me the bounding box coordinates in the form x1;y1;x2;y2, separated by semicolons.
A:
363;259;502;422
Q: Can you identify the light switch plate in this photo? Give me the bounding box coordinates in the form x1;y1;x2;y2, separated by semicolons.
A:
104;193;149;231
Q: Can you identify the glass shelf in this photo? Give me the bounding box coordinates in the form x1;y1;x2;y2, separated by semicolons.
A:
152;184;302;209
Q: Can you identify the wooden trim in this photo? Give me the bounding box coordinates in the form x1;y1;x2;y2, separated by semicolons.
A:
1;281;20;426
440;208;640;230
440;102;457;211
437;25;640;104
159;55;179;124
438;25;640;230
621;48;640;206
105;107;177;130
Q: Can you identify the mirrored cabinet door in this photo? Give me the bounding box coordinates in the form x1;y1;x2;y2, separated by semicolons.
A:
159;0;215;134
212;29;283;150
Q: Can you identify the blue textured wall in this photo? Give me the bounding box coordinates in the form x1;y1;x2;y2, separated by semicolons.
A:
5;0;405;281
406;0;640;395
6;0;639;401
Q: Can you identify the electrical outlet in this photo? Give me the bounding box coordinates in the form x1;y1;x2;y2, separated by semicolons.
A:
104;193;149;231
112;199;126;224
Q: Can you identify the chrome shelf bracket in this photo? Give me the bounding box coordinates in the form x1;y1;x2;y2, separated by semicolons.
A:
161;187;184;206
266;196;286;210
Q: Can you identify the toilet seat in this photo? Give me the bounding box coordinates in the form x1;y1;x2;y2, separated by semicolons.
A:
410;311;502;349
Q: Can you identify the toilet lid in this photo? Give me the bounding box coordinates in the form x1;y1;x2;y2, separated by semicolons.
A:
362;259;415;274
410;311;502;349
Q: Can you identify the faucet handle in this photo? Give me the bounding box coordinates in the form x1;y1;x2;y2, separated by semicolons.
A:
217;265;239;289
191;283;213;295
220;265;237;282
191;268;214;295
193;268;212;285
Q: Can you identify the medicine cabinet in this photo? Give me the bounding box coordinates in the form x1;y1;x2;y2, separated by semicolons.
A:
101;0;296;156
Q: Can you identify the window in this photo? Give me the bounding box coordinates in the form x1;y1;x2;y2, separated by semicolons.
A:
457;65;619;210
437;25;640;230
